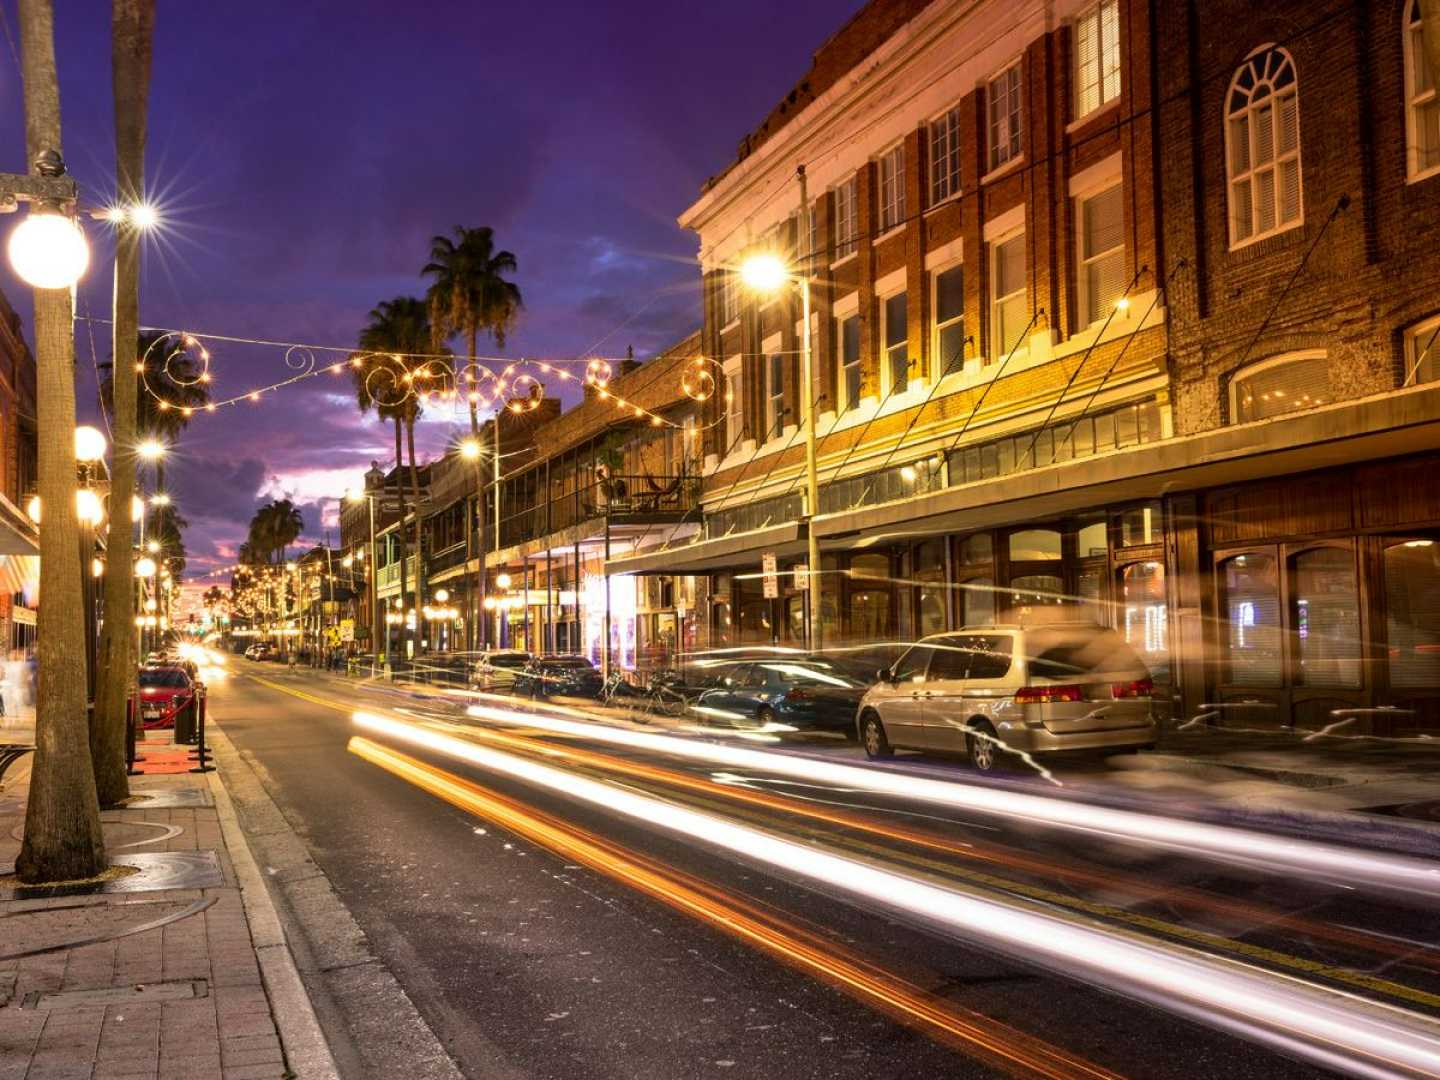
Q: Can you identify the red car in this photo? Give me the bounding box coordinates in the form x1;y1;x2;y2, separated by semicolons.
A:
138;666;194;730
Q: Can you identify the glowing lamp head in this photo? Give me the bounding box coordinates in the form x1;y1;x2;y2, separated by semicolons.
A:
482;596;497;610
739;253;788;294
1115;296;1131;314
131;495;145;521
76;488;104;524
128;203;159;230
345;486;365;504
496;573;512;591
147;540;161;554
434;589;449;603
74;425;107;463
138;438;166;461
150;493;170;506
135;557;157;577
8;210;89;289
92;558;104;578
459;438;482;461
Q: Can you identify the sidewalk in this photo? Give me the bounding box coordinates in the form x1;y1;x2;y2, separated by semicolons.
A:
0;714;338;1080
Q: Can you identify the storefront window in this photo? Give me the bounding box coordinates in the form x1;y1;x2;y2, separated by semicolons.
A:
784;595;806;643
1118;502;1162;547
1077;518;1108;557
1120;561;1168;681
1385;540;1440;689
1290;547;1360;688
1077;567;1107;625
850;587;892;639
1220;552;1282;687
960;577;995;627
915;540;947;637
958;533;993;566
1009;529;1061;561
1010;574;1064;606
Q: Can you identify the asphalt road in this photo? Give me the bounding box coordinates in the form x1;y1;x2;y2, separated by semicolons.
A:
210;664;1440;1080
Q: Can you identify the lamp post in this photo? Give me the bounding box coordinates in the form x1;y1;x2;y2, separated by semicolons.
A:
459;437;483;654
739;165;823;652
346;487;381;673
73;426;105;702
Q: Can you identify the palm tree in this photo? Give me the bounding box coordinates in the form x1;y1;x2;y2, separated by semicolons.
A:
423;227;522;648
247;499;302;563
354;297;435;657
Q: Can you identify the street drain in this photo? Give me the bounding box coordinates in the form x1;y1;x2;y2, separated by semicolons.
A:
23;978;208;1010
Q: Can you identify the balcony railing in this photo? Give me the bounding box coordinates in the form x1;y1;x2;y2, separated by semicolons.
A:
495;473;698;550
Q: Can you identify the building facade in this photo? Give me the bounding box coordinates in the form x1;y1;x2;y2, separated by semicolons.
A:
0;287;38;658
606;0;1440;734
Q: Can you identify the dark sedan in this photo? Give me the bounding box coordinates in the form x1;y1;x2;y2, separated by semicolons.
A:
513;655;604;699
695;658;868;735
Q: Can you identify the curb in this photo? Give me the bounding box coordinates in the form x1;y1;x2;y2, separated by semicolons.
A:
207;719;342;1080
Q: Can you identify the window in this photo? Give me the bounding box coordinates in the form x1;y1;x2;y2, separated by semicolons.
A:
1406;0;1440;180
879;144;906;232
954;634;1014;679
991;232;1027;359
932;264;966;375
928;637;970;681
724;356;743;447
1231;353;1329;423
1074;0;1121;119
1226;47;1302;246
805;199;819;271
837;313;861;409
1120;561;1168;681
1009;529;1062;561
882;291;909;392
1220;552;1283;686
1077;519;1108;557
719;270;738;327
960;577;995;627
1403;315;1440;386
1077;183;1125;326
1010;574;1064;606
1385;539;1440;689
958;533;993;566
891;644;934;685
988;64;1023;172
914;539;947;637
765;353;785;437
930;106;963;205
1291;547;1361;688
1118;502;1162;547
834;176;858;260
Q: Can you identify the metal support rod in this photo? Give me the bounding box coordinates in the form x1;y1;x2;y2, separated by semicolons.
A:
603;525;611;680
368;495;379;673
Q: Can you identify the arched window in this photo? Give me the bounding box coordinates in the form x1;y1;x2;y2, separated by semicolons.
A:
1226;47;1302;246
1405;0;1440;181
1229;352;1329;423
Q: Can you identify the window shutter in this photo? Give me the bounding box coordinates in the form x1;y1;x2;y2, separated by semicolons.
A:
1277;93;1298;155
1278;159;1300;224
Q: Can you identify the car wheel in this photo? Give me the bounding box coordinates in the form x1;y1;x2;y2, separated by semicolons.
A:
860;713;892;759
966;720;1002;773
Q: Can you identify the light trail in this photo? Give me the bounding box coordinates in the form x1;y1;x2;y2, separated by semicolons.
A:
356;710;1440;1079
348;735;1122;1080
463;702;1440;901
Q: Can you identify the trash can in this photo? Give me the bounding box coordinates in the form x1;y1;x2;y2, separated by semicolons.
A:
174;695;197;744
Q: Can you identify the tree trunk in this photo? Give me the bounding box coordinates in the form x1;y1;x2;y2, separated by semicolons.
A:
92;0;155;807
406;417;425;651
467;326;485;650
393;418;407;660
16;0;107;883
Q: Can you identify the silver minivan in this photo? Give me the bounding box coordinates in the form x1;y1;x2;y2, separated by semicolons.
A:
857;617;1157;771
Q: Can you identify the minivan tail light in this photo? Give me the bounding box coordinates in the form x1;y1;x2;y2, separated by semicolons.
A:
1015;684;1084;704
1113;678;1153;698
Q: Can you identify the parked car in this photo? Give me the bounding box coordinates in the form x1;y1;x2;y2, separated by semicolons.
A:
857;615;1157;772
472;649;532;691
137;665;196;730
695;657;868;733
513;655;604;699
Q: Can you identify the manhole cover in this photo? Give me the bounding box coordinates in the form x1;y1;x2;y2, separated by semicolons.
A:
0;851;224;900
24;978;207;1010
120;789;213;809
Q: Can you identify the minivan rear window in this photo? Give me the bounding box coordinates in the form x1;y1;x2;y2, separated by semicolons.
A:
1026;631;1145;680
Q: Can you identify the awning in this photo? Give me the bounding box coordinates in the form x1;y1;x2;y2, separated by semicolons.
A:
605;521;804;576
812;382;1440;545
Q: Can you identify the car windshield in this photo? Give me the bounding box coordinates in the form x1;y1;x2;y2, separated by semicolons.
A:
140;669;189;688
1025;630;1146;681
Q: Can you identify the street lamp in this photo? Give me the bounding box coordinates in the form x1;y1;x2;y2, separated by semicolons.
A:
8;208;89;289
737;166;823;652
346;486;382;670
137;438;166;462
74;425;107;463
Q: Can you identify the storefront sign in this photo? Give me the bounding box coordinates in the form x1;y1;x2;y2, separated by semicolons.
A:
339;619;355;642
762;553;779;599
13;606;35;626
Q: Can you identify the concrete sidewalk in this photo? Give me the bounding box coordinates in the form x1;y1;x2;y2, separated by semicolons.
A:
0;716;338;1080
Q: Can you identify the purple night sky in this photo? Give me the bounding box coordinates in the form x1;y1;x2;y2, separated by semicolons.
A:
0;0;862;578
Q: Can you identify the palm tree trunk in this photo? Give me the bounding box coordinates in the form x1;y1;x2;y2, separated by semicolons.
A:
92;0;154;807
393;417;407;660
16;0;106;882
406;417;425;651
467;326;486;650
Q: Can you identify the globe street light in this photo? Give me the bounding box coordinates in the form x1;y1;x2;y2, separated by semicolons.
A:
135;557;157;577
26;490;106;524
74;425;107;463
8;209;89;289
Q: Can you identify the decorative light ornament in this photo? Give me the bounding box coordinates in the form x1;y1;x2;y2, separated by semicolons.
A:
8;210;89;289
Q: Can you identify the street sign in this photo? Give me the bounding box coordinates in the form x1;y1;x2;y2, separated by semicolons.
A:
794;562;809;590
762;553;779;599
339;619;355;642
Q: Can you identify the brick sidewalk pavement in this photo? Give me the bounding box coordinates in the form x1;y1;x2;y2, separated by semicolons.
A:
0;723;329;1080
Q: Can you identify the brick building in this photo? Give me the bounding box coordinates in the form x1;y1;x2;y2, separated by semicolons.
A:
0;287;38;656
608;0;1440;733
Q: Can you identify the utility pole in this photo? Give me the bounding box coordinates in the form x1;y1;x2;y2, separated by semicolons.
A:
92;0;154;807
797;165;823;655
15;0;107;883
